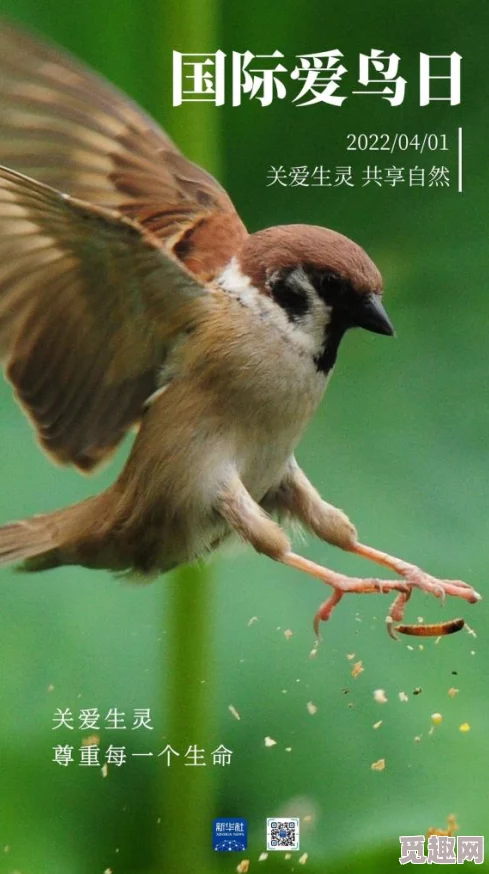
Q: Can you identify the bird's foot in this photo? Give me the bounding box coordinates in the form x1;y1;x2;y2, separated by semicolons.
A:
282;550;481;639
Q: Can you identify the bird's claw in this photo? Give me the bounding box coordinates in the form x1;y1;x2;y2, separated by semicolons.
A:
312;561;480;641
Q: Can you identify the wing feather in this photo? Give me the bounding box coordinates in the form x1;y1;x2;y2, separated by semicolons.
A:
0;19;247;267
0;165;215;470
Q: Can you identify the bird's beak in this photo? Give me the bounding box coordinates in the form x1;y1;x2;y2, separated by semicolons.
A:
356;294;395;336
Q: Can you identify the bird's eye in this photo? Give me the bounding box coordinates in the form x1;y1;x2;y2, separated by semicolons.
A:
318;271;347;304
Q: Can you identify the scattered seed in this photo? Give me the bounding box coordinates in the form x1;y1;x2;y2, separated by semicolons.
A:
351;660;364;678
371;758;386;771
306;701;317;716
448;687;459;698
373;689;388;703
259;852;268;861
236;861;250;873
228;705;241;721
373;720;383;729
399;691;409;702
81;734;100;747
413;687;423;696
264;736;277;747
284;629;293;639
459;722;471;733
299;852;309;864
431;713;443;725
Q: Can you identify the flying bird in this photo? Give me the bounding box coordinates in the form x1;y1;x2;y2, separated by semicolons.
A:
0;21;480;634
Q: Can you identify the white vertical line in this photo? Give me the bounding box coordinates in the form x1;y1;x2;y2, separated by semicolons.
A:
458;126;463;193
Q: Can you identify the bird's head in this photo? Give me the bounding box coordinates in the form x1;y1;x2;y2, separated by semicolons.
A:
234;224;395;373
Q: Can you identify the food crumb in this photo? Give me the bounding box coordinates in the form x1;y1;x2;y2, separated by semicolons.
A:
306;701;318;716
373;720;383;729
228;704;241;721
413;687;422;696
414;735;422;743
431;712;443;725
346;653;355;661
371;758;386;771
427;813;459;837
351;660;364;678
248;616;259;626
101;763;108;778
299;852;309;864
284;629;293;639
399;691;409;702
264;736;277;747
258;852;268;861
285;746;292;752
236;861;250;873
448;687;459;698
285;853;292;860
373;688;388;703
82;734;100;747
459;722;471;732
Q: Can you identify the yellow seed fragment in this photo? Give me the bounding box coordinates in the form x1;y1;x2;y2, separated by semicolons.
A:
299;852;309;864
371;758;386;771
431;712;443;725
236;861;250;873
448;687;459;698
459;722;471;732
351;660;364;678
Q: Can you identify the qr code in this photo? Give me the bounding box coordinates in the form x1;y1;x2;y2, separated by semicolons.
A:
266;817;300;851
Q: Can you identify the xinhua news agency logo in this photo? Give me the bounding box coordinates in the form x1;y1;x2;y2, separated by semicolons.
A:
266;818;300;851
213;818;247;852
399;834;484;865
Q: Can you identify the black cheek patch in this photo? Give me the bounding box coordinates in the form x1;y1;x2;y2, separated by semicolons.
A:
271;277;310;322
314;312;348;374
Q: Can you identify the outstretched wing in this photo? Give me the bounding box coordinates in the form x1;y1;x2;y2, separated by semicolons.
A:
0;166;216;470
0;19;246;270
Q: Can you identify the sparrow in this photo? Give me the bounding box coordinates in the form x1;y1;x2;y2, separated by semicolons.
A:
0;20;480;635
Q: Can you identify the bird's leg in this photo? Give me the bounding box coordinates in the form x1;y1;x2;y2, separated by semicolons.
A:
261;460;481;633
216;474;413;633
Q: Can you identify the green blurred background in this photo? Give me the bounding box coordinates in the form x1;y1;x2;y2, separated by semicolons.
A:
0;1;487;872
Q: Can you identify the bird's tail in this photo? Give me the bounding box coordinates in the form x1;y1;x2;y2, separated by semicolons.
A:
0;498;98;571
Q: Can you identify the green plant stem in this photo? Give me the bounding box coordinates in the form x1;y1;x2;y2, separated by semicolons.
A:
150;1;222;871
